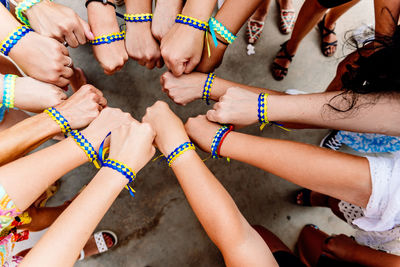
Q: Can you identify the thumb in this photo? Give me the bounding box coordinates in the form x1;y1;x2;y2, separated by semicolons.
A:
80;17;94;40
184;56;200;74
206;109;218;123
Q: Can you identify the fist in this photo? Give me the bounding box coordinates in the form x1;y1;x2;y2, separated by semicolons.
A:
185;115;220;153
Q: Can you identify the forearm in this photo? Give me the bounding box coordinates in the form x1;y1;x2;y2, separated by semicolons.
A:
267;92;400;135
181;0;216;21
215;0;263;34
218;132;371;208
125;0;151;12
0;5;21;38
20;168;126;267
171;150;251;251
87;0;118;35
0;113;60;165
0;128;99;210
344;243;400;266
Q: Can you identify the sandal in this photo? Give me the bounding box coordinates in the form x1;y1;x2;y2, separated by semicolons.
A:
79;230;118;261
295;188;312;206
246;19;265;45
271;41;294;81
318;14;338;57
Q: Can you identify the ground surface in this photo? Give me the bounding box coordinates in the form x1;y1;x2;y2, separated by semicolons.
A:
44;1;374;266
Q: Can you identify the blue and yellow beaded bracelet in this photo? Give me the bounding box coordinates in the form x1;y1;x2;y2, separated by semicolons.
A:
175;14;208;31
89;31;125;45
124;13;152;22
44;107;72;137
70;130;101;168
202;72;215;105
257;93;291;132
0;74;17;122
0;26;33;56
208;17;237;47
166;141;195;167
211;125;230;159
15;0;48;26
103;158;136;197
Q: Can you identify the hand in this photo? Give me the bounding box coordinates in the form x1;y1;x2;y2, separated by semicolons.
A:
9;31;73;87
323;235;359;262
125;22;163;69
184;115;220;153
196;34;227;73
82;107;134;149
161;71;206;105
152;0;182;41
206;87;259;127
26;0;94;48
56;84;107;130
142;101;189;156
13;77;67;113
160;23;205;76
108;122;156;173
87;3;128;75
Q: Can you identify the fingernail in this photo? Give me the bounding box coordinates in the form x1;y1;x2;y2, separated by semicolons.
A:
88;31;95;40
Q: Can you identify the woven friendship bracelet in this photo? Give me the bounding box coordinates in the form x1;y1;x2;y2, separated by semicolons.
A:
208;17;237;47
0;26;33;56
0;74;17;122
166;141;195;167
175;14;208;31
44;107;72;137
103;158;136;197
15;0;45;25
124;13;152;22
202;72;215;105
70;130;101;168
211;125;230;159
89;31;125;45
257;93;269;131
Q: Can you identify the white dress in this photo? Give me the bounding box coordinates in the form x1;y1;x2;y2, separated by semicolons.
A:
339;151;400;255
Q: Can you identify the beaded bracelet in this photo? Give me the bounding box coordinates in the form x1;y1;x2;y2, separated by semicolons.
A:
202;72;215;105
89;31;125;45
70;130;101;168
103;158;136;197
0;26;33;56
166;141;195;167
124;13;152;22
0;74;17;122
211;125;229;159
44;107;72;137
257;93;291;132
175;14;208;32
15;0;46;26
208;17;237;47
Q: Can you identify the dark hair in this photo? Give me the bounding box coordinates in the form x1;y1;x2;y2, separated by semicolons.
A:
328;23;400;113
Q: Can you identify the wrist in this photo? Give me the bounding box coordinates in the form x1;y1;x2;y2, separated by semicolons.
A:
87;4;120;35
181;2;213;22
38;112;62;135
25;0;51;18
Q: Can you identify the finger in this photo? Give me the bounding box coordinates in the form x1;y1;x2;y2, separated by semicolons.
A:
63;56;73;68
73;28;86;45
170;61;185;77
145;61;156;70
59;42;69;56
184;57;199;74
137;59;146;66
64;31;79;48
156;58;164;68
206;109;218;122
98;96;107;107
160;73;165;87
62;66;74;79
79;17;94;41
56;77;70;88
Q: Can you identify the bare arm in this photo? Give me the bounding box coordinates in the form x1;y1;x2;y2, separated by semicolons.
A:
20;122;155;267
143;101;278;267
185;116;372;209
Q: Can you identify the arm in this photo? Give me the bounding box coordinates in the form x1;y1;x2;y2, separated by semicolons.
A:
185;115;372;209
0;107;130;211
160;0;217;76
196;0;263;72
0;85;104;165
124;0;162;69
0;5;73;87
20;121;155;267
143;101;278;267
87;0;128;75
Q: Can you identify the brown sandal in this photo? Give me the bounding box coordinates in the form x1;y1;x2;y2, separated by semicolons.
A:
318;14;338;57
271;41;295;81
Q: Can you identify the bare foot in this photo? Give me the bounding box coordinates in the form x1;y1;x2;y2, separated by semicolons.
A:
69;67;87;92
297;225;330;266
152;0;183;42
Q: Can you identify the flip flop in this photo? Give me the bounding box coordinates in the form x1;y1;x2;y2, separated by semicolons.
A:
271;41;294;81
79;230;118;261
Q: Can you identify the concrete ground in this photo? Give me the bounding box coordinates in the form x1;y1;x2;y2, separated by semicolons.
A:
43;0;374;266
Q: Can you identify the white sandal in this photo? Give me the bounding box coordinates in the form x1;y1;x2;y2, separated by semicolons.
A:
79;230;118;261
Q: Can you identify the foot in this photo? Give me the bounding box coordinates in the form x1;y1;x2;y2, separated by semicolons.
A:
252;225;292;253
318;15;337;57
271;41;295;81
152;0;183;42
277;0;295;34
296;189;330;207
320;130;342;150
81;232;116;259
69;67;87;92
34;181;60;208
297;224;330;267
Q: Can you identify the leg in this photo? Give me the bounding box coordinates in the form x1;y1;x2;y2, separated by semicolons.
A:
272;0;327;80
251;0;271;21
20;203;70;232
